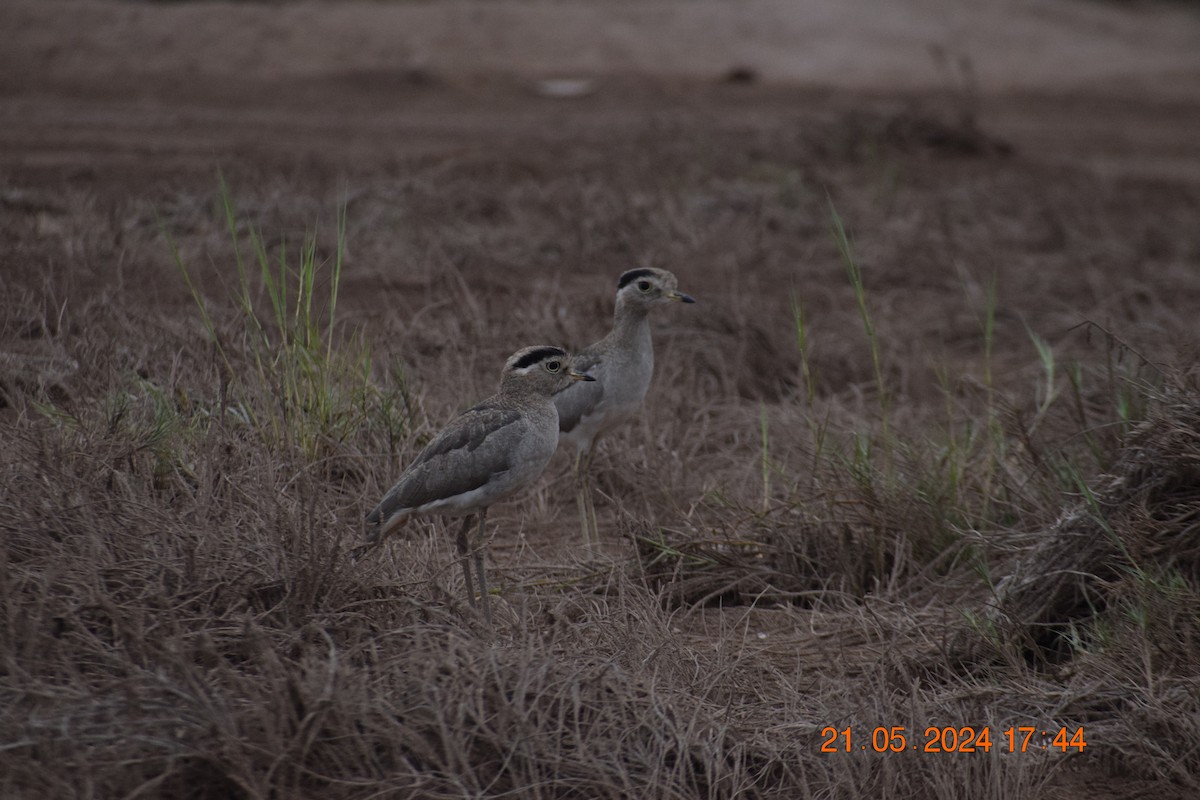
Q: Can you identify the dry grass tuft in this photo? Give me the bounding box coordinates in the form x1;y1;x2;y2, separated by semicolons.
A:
980;383;1200;665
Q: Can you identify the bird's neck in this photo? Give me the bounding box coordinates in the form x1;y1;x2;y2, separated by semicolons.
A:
498;380;550;407
611;300;652;351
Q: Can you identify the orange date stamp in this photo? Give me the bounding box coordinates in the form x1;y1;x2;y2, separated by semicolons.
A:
820;725;1087;754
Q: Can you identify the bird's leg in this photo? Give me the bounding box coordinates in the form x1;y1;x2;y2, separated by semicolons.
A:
574;448;596;548
454;514;477;608
582;445;600;545
579;444;602;547
475;510;492;625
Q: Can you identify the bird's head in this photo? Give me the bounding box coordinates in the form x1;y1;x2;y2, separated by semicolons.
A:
615;267;696;309
502;345;594;395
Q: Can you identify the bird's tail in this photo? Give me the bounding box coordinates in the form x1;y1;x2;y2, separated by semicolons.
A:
352;504;408;562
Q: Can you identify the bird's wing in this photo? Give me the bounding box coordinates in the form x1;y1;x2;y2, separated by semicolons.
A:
366;403;522;527
554;351;605;434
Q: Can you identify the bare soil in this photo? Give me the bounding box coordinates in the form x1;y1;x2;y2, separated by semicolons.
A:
4;1;1200;798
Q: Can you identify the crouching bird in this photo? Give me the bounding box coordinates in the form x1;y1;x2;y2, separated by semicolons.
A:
362;346;593;623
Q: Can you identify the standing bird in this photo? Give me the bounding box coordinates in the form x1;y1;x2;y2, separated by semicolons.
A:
362;346;593;623
554;268;695;545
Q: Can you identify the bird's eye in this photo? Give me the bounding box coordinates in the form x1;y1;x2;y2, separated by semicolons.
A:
545;360;562;373
637;280;652;292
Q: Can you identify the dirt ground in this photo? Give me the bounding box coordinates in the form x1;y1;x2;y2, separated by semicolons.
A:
4;1;1200;798
4;0;1200;178
5;0;1200;382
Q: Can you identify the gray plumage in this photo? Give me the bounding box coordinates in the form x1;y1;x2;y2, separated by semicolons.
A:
554;268;695;544
362;345;593;622
365;402;530;530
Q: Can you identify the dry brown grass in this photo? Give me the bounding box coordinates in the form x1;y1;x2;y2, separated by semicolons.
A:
3;93;1200;799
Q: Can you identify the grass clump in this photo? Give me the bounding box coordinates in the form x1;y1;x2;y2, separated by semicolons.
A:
651;202;1170;619
166;177;409;462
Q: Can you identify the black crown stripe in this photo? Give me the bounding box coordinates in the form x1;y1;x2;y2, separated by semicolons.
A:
511;346;567;370
617;268;657;290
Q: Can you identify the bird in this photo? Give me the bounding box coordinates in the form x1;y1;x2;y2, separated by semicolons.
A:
361;345;594;623
554;268;695;546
